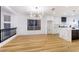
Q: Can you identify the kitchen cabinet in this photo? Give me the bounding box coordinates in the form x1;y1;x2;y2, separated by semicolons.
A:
78;30;79;38
72;30;79;40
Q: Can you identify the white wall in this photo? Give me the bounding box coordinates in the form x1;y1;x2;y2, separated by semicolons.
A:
38;15;79;34
1;9;16;29
67;16;79;28
0;7;17;46
44;16;61;34
44;15;55;34
1;7;47;35
15;14;47;35
15;14;79;40
2;7;79;35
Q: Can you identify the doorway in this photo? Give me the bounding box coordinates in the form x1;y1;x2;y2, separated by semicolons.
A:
47;21;52;34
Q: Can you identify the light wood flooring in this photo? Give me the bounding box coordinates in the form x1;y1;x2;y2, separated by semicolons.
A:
0;34;79;52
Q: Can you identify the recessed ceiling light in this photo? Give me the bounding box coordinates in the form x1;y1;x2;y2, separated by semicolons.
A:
35;6;38;9
72;10;76;12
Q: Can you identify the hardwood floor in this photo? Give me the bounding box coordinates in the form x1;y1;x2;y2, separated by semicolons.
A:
0;34;79;52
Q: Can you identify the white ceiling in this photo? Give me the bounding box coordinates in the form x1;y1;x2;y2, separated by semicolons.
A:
9;6;79;16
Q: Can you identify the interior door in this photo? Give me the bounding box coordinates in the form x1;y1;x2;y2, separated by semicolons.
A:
47;21;52;34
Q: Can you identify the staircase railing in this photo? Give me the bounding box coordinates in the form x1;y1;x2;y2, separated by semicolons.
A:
0;28;16;43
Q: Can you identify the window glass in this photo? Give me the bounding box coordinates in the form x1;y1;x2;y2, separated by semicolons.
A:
4;15;11;22
27;19;41;30
4;23;11;29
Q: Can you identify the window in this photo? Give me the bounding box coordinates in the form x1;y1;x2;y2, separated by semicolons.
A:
4;15;11;29
3;15;11;37
27;19;41;30
4;23;11;29
4;15;11;22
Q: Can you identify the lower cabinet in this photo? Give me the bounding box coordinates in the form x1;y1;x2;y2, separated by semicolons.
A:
72;30;79;40
78;30;79;38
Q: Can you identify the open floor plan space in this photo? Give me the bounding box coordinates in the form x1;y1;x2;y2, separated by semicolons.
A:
0;6;79;52
0;35;79;52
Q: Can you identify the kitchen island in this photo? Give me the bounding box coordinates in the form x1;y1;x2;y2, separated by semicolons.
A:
72;29;79;40
59;28;79;42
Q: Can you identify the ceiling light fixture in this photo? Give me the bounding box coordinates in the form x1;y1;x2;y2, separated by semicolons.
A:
35;6;38;9
51;8;55;11
72;10;76;12
72;10;76;16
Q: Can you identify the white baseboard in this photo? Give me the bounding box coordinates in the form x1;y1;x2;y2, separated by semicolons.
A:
0;35;17;48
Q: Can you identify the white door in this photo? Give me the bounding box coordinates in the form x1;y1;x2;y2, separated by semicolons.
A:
47;21;52;34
